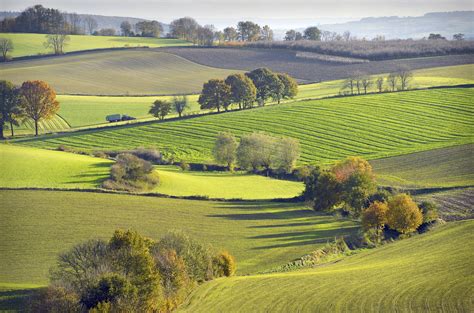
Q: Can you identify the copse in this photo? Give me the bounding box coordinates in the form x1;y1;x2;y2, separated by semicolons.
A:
0;80;23;139
19;80;60;136
246;68;283;106
225;74;257;109
198;79;232;112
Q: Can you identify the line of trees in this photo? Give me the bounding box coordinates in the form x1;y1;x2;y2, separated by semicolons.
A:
148;96;190;120
341;67;413;95
198;68;297;112
29;229;236;312
213;132;300;174
0;79;60;138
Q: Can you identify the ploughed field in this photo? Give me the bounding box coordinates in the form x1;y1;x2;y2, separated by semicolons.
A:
0;49;242;95
161;47;474;82
17;88;474;164
0;190;358;285
179;220;474;313
0;33;191;58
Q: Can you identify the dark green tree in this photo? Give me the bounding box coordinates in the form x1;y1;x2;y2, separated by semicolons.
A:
304;26;321;40
198;79;232;112
149;99;172;120
225;73;257;109
246;68;283;106
0;80;23;139
275;73;298;104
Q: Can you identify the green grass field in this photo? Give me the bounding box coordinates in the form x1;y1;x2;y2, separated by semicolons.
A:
0;190;358;284
0;144;112;189
179;220;474;313
153;166;303;199
17;88;474;164
0;33;191;57
372;144;474;188
0;50;242;95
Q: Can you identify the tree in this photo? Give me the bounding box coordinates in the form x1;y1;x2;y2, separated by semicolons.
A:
295;32;303;40
198;79;232;112
237;132;276;173
397;67;413;91
362;201;388;232
196;25;215;46
453;33;465;41
225;73;257;109
213;132;238;171
172;96;189;118
135;21;163;37
276;137;300;173
0;38;13;61
428;33;446;40
237;21;261;42
44;33;70;54
120;21;133;36
276;73;298;103
246;68;283;106
376;77;384;93
212;251;236;277
0;81;23;139
83;16;98;35
214;31;224;44
20;80;59;136
223;27;238;41
342;31;352;41
285;30;297;41
386;194;423;234
387;73;398;91
170;17;199;42
304;26;321;40
303;167;342;211
260;25;273;41
14;5;65;34
67;13;82;34
149;100;172;120
360;76;372;94
342;77;357;95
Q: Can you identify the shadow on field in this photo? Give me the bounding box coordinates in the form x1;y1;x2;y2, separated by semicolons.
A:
0;288;37;311
65;162;111;185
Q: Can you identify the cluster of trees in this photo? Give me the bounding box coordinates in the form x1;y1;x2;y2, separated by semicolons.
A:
149;96;189;120
199;68;297;113
303;156;438;240
341;67;413;96
0;80;60;138
119;20;163;37
213;132;300;174
30;230;236;312
428;33;465;41
285;28;359;42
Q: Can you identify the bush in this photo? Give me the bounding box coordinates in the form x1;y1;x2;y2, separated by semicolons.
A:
28;286;81;313
386;194;423;234
180;161;190;171
419;200;439;223
212;251;236;277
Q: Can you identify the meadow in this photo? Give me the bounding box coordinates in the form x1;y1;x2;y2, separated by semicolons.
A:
179;220;474;312
0;33;191;57
371;144;474;188
0;189;359;285
17;88;474;164
0;50;242;95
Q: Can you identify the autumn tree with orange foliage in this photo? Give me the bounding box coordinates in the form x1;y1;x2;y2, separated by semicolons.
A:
20;80;59;136
386;193;423;234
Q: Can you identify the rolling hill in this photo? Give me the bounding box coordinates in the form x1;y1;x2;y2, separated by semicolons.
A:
0;49;242;95
179;220;474;312
16;88;474;164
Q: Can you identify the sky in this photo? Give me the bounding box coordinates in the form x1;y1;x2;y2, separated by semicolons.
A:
2;0;473;28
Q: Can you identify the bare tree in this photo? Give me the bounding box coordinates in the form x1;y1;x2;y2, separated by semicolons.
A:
361;76;372;94
387;73;398;92
397;67;413;91
44;33;70;54
0;38;13;61
342;77;357;95
67;13;83;34
83;16;98;35
342;31;351;41
376;77;384;93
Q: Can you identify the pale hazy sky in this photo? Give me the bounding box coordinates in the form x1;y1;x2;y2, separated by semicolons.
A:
2;0;473;26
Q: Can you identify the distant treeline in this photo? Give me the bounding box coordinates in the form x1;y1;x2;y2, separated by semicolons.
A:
245;39;474;61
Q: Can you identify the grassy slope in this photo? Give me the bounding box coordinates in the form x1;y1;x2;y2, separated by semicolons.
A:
180;220;474;313
154;166;303;199
371;144;474;188
0;144;111;189
0;50;242;95
0;190;358;284
18;88;474;164
1;33;190;57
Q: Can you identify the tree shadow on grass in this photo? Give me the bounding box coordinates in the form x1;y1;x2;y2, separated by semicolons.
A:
0;288;39;311
64;162;111;186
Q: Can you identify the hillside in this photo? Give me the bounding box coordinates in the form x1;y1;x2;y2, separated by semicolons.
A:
0;190;358;284
17;88;474;164
0;49;240;95
180;220;474;312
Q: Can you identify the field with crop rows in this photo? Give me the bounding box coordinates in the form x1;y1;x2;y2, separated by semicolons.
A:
416;188;474;221
17;88;474;164
162;47;474;82
0;33;191;58
179;220;474;313
0;190;358;285
0;50;242;95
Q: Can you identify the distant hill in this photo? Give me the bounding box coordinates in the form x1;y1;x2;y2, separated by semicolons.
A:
319;11;474;40
0;11;170;35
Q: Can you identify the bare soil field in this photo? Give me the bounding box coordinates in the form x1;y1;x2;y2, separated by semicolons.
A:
161;47;474;82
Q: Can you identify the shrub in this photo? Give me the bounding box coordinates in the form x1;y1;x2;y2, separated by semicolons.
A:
386;194;423;234
212;251;236;277
180;161;190;171
419;200;439;223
